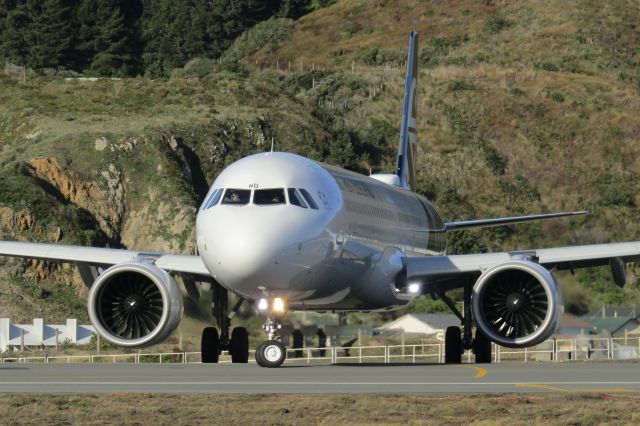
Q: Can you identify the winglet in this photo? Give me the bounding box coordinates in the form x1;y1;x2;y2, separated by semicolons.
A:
395;31;419;191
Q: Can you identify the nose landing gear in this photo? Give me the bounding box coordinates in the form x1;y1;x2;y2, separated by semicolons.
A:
256;339;286;368
255;298;288;368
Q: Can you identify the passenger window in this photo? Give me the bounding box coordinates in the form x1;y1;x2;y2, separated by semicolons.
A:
203;188;223;210
254;188;285;205
222;189;251;205
288;188;307;208
299;189;319;210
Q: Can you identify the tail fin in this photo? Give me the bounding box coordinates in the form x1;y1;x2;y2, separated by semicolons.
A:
395;31;419;191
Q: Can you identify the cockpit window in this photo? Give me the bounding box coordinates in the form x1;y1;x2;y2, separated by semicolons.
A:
254;188;285;205
299;189;319;210
203;188;223;210
287;188;307;208
222;188;251;205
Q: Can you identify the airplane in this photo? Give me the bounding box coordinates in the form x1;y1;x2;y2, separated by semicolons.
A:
2;31;639;368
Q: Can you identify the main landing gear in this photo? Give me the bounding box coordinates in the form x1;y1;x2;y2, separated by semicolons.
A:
255;298;288;368
439;280;492;364
201;281;249;364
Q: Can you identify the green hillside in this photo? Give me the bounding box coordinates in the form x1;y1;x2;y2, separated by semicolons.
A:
1;0;639;326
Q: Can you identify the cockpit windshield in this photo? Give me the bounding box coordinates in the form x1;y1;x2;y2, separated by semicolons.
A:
210;187;319;209
287;188;307;208
299;189;319;210
222;189;251;205
254;188;285;205
202;188;223;210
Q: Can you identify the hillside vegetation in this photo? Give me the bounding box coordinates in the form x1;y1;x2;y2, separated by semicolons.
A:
1;0;640;325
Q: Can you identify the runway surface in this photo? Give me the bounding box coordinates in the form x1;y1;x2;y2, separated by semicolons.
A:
1;362;639;394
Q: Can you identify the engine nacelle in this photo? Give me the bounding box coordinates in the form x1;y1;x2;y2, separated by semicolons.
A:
88;262;183;348
472;260;563;348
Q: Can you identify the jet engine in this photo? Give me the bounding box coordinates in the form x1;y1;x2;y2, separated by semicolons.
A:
471;260;563;348
88;262;183;348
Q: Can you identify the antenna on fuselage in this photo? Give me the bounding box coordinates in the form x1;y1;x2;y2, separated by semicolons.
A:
395;31;419;191
271;137;275;153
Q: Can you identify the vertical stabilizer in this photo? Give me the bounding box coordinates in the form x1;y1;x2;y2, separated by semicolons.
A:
395;31;419;190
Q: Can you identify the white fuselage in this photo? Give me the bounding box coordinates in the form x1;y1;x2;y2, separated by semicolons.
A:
195;152;447;311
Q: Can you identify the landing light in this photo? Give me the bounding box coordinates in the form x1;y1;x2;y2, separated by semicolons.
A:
272;297;286;313
258;298;268;311
408;283;421;294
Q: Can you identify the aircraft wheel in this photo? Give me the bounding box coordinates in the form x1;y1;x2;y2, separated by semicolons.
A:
230;327;249;363
201;327;220;364
255;340;286;368
444;326;462;364
473;329;492;364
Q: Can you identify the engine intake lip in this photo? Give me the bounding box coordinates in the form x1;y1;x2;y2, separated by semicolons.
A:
88;262;176;348
472;260;561;348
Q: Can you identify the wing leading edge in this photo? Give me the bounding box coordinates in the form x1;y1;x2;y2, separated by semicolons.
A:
444;211;588;231
0;241;209;276
404;241;640;284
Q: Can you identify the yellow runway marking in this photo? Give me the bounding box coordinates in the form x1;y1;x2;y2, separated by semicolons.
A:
515;384;640;393
458;365;487;378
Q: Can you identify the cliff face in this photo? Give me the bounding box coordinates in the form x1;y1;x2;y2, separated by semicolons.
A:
25;158;125;244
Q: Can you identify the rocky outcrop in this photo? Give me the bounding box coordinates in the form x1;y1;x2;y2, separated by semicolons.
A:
121;187;197;253
160;135;210;204
25;158;125;244
0;207;33;237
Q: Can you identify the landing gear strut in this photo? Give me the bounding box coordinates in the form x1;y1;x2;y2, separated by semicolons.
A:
255;299;288;368
438;279;492;364
201;280;249;364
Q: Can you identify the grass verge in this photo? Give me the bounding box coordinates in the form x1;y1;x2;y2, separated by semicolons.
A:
0;394;638;425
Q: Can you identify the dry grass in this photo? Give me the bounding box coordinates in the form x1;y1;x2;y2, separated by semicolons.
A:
0;393;638;425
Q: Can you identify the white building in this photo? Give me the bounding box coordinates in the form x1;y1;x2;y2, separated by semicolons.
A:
0;318;95;352
376;313;459;339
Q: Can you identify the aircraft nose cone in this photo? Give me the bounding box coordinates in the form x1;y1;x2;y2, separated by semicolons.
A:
219;231;271;280
201;208;288;290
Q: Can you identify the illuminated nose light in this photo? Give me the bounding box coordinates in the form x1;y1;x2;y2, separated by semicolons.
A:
258;298;268;311
408;283;421;294
272;297;286;313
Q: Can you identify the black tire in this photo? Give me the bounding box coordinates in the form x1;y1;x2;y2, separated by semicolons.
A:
255;340;286;368
473;329;492;364
201;327;220;364
444;326;462;364
230;327;249;363
292;329;304;358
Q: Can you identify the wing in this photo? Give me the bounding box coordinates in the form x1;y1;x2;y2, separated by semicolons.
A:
444;211;588;231
0;241;209;276
405;241;640;289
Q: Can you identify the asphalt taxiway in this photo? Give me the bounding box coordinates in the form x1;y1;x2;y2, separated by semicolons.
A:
1;362;639;394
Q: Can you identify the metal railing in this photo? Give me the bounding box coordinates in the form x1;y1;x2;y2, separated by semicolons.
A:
2;337;638;365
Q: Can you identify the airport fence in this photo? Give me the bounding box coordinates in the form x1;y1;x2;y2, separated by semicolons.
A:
1;336;638;365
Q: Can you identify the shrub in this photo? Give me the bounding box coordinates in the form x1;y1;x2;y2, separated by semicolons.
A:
222;18;294;61
550;91;565;102
535;61;559;72
447;79;475;92
593;173;636;207
360;47;405;66
499;175;540;203
484;12;511;34
479;141;508;175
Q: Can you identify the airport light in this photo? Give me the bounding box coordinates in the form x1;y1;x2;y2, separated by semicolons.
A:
258;298;268;311
272;297;286;313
